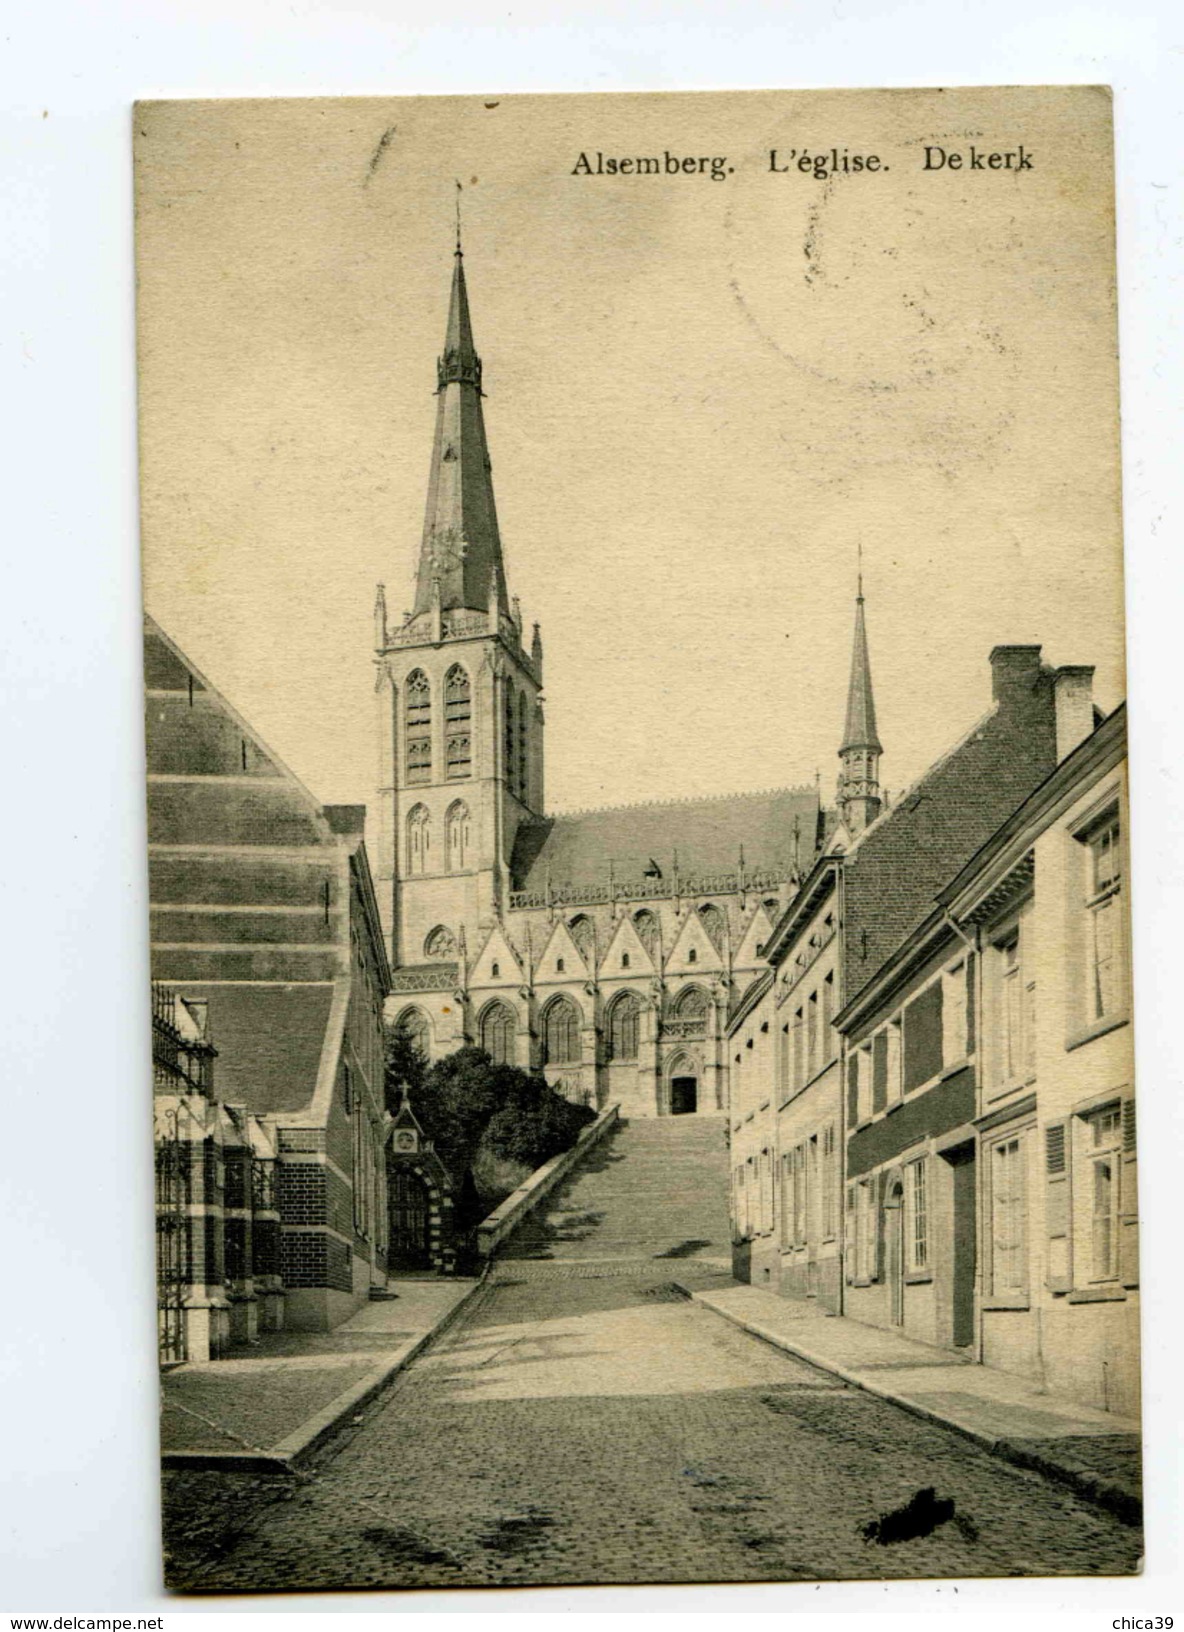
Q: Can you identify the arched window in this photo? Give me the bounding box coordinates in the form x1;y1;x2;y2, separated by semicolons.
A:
480;1001;516;1066
673;985;711;1035
634;910;659;958
445;800;471;872
407;804;431;876
405;670;431;784
543;995;581;1065
569;915;594;965
607;990;644;1062
688;947;697;964
394;1005;431;1060
504;689;517;798
424;925;455;960
445;666;472;780
699;902;726;952
621;952;630;969
518;690;529;802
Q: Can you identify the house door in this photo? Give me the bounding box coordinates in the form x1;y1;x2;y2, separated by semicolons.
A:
389;1168;432;1270
886;1182;905;1326
670;1076;698;1115
947;1143;977;1349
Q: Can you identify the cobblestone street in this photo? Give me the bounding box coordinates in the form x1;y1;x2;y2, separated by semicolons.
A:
168;1257;1141;1591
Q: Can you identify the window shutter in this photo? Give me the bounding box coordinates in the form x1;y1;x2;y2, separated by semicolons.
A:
847;1052;859;1126
965;952;976;1055
845;1186;856;1282
1043;1121;1071;1292
904;982;944;1090
1120;1098;1139;1288
873;1170;887;1282
872;1032;888;1114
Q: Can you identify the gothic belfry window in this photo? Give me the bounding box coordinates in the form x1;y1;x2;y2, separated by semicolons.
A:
445;800;471;872
407;804;431;876
406;670;432;785
504;689;517;798
445;665;472;780
518;690;528;802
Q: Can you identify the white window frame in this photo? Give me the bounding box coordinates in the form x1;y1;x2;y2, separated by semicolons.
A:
1082;812;1125;1026
1085;1103;1122;1283
856;1044;873;1123
988;1130;1029;1299
905;1156;929;1274
822;1123;838;1241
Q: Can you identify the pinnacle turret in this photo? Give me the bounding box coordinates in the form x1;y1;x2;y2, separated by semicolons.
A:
837;569;883;834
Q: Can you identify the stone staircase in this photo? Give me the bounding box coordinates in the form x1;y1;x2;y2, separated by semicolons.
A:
500;1113;732;1266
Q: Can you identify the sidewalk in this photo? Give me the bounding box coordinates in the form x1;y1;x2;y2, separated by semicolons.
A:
681;1277;1142;1525
161;1277;480;1472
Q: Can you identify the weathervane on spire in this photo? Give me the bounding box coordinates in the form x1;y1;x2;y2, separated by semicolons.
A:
455;180;463;255
857;537;864;602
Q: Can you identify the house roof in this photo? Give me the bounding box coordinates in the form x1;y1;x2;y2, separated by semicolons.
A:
841;649;1061;994
511;785;822;895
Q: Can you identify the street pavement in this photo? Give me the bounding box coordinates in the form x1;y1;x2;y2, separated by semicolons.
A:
165;1117;1141;1590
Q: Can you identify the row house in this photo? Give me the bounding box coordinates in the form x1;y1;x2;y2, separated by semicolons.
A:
152;983;282;1364
728;624;1099;1335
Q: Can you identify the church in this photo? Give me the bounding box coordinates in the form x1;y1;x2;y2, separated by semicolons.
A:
372;243;881;1119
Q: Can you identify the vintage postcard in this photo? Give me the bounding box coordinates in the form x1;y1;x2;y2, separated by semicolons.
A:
137;87;1139;1591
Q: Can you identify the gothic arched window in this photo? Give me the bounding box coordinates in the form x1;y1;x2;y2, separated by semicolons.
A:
445;665;472;780
634;910;659;958
543;995;581;1065
480;1000;516;1066
607;990;644;1062
673;984;710;1035
445;800;471;872
699;902;726;953
394;1005;430;1060
569;915;594;966
405;670;431;784
504;689;517;798
407;804;431;876
518;690;529;802
424;925;456;960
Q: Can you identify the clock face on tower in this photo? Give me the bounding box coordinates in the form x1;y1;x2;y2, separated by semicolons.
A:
394;1129;418;1154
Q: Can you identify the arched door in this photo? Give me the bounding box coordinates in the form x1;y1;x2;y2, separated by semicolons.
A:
886;1179;905;1326
389;1168;432;1270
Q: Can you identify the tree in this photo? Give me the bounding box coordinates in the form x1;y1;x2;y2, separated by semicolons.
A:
383;1015;428;1115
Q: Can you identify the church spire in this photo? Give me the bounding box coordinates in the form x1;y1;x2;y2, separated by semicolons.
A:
837;555;882;834
412;240;511;622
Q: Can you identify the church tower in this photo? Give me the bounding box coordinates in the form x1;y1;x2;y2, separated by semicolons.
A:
836;565;882;836
374;242;544;969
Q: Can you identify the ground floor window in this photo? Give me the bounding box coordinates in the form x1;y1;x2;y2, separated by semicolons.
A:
822;1124;838;1241
852;1178;876;1280
1086;1103;1122;1282
906;1157;928;1273
989;1132;1028;1295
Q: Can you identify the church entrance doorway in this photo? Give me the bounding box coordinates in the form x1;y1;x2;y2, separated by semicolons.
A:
389;1168;432;1270
670;1076;698;1116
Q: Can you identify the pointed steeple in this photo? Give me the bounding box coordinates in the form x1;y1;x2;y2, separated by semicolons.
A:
412;244;510;621
837;555;883;834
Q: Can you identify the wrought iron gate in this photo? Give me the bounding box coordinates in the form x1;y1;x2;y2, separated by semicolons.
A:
155;1107;189;1365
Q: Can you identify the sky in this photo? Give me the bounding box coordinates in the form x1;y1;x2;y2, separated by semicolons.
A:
135;87;1125;820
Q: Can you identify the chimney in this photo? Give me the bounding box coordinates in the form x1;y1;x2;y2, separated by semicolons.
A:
1053;665;1096;761
989;645;1043;705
